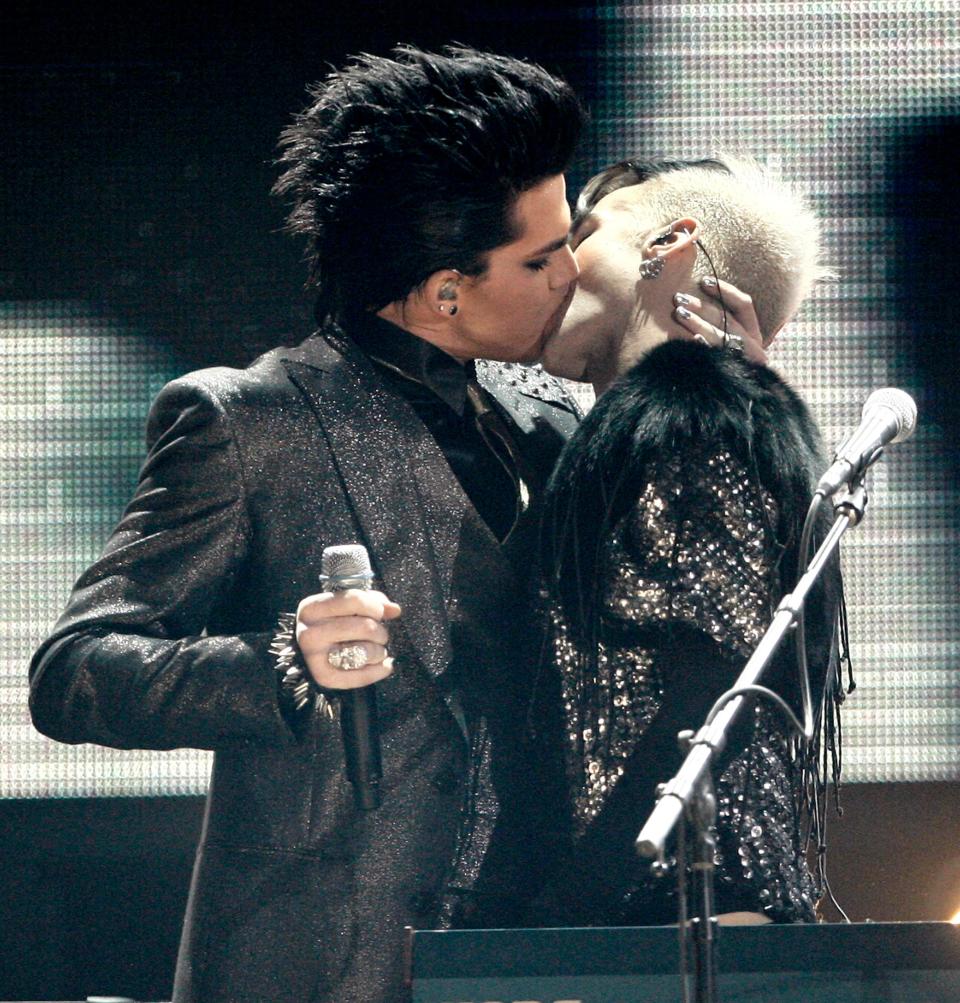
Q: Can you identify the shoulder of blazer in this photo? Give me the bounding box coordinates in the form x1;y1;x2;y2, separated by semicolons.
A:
150;336;339;413
150;334;371;439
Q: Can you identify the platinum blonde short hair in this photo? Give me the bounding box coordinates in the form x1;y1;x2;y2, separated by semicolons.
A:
577;154;831;342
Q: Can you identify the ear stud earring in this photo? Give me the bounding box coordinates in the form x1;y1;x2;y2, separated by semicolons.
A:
438;279;459;315
639;256;664;280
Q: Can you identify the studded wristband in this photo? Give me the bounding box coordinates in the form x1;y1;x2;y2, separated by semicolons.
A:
270;612;335;720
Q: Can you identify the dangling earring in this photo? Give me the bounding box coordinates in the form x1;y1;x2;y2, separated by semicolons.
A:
639;256;664;280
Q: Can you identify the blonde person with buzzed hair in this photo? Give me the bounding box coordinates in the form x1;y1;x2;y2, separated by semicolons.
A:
525;155;844;928
543;154;829;391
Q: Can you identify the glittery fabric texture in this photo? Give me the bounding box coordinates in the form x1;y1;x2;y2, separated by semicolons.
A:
537;341;833;926
547;446;818;923
30;327;580;1001
556;447;779;818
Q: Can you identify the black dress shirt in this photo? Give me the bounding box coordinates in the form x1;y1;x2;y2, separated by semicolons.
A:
349;314;525;542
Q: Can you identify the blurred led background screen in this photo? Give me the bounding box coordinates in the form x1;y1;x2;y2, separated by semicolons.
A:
3;2;959;797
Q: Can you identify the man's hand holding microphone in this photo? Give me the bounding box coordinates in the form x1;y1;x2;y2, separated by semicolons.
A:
293;545;400;810
296;588;400;691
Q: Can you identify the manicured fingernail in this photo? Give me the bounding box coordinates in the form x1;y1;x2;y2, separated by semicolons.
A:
701;275;717;288
674;292;692;306
694;334;709;345
675;305;691;319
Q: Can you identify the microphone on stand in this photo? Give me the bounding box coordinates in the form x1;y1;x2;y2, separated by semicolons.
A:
816;387;918;497
321;544;383;811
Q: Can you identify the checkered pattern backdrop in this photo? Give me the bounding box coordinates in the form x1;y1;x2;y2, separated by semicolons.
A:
3;2;958;796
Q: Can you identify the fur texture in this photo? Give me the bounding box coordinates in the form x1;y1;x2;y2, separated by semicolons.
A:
542;340;829;632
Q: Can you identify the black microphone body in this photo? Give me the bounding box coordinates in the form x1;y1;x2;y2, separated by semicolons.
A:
321;544;383;811
816;387;917;496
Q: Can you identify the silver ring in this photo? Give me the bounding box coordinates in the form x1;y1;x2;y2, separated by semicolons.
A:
327;643;369;672
723;330;745;353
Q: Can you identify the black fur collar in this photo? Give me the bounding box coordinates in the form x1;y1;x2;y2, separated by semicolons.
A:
541;340;828;621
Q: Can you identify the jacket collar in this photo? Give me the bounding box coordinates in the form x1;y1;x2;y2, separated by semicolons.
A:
347;313;474;417
278;329;470;685
340;311;580;417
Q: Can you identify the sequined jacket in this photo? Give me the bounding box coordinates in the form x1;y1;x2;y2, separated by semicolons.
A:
28;327;579;1003
531;340;840;927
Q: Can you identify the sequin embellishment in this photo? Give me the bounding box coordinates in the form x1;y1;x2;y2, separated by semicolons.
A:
547;447;818;921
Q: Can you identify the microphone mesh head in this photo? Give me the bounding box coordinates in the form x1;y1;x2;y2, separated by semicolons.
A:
321;544;372;580
863;387;918;444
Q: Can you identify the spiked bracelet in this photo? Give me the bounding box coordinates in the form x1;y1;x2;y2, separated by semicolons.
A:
270;612;335;720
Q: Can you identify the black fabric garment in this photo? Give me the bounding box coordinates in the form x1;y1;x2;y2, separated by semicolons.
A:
350;314;527;542
348;316;576;928
530;340;842;927
28;324;580;1003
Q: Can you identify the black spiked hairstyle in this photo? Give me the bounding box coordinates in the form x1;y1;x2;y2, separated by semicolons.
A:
274;44;584;326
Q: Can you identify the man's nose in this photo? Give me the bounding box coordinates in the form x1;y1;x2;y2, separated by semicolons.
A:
549;244;579;290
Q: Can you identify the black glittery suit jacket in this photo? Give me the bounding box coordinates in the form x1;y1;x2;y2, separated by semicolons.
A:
28;326;580;1003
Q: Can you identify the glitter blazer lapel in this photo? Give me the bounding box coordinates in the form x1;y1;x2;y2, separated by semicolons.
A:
282;333;464;684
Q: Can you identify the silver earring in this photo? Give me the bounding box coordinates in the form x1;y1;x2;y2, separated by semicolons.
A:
639;256;664;280
439;280;459;315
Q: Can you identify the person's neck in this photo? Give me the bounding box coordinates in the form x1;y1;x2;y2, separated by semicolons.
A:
376;301;469;364
590;320;669;395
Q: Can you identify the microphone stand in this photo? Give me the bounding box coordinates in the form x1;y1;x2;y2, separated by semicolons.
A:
635;481;869;1003
668;732;719;1003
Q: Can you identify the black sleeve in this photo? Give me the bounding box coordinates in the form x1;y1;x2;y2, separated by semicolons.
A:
28;376;301;751
533;444;793;925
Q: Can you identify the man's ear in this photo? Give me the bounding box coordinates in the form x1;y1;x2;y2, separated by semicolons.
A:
641;217;701;263
423;269;463;318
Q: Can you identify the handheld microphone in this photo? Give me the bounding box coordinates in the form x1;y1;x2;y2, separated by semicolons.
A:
816;388;917;497
321;544;383;811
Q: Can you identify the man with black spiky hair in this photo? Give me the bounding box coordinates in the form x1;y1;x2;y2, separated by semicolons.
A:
30;45;585;1003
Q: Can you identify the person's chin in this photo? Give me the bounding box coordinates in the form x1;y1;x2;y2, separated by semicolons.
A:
536;314;580;377
535;286;577;360
540;342;586;381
